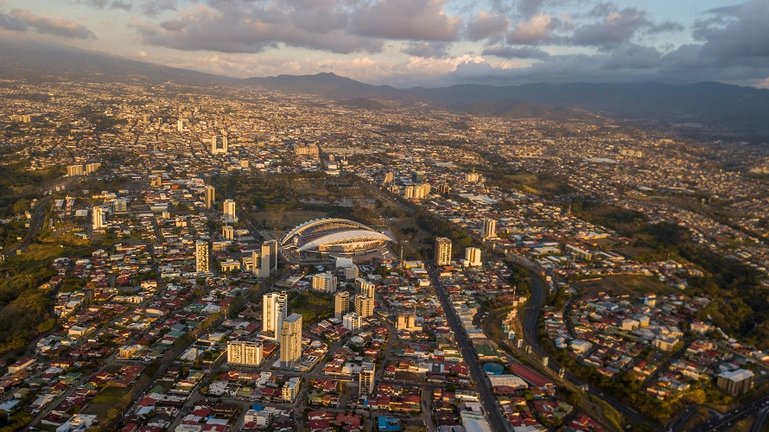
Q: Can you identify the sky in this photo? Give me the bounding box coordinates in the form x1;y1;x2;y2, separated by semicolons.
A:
0;0;768;88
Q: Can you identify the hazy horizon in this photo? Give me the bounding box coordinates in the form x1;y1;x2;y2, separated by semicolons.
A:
0;0;767;88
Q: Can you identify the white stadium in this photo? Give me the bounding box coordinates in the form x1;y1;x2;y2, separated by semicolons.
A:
281;218;395;263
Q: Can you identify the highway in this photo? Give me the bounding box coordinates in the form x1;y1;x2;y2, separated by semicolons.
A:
688;397;769;432
427;263;513;432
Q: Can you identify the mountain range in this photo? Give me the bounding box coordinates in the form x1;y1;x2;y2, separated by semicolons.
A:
3;39;769;134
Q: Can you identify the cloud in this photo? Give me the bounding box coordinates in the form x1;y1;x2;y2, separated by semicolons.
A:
141;0;176;16
466;11;508;41
518;0;546;18
570;6;648;48
693;0;769;59
507;13;561;45
0;8;95;39
136;0;461;54
402;41;450;58
0;10;26;32
135;1;383;54
482;45;549;59
78;0;132;11
350;0;461;41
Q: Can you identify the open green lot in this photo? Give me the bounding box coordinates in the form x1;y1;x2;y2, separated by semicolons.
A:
290;290;334;325
574;274;672;296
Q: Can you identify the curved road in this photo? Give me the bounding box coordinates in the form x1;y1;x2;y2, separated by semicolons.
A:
515;258;664;432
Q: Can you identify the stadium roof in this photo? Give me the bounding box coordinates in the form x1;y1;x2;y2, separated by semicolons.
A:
297;230;394;252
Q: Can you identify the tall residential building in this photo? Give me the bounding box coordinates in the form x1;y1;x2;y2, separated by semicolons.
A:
403;183;430;200
222;225;234;241
717;369;754;396
251;250;261;276
343;312;362;333
205;185;216;209
465;171;481;183
482;218;497;240
396;312;420;332
282;377;301;402
382;171;394;185
359;362;375;396
464;247;482;267
113;198;128;214
85;162;101;174
354;294;375;318
259;240;278;278
227;340;263;366
334;291;350;319
92;206;105;230
435;237;452;266
223;199;237;223
195;240;210;273
279;313;303;367
177;118;184;132
211;135;228;154
312;272;338;293
357;278;376;298
263;291;288;338
343;265;359;280
67;164;84;176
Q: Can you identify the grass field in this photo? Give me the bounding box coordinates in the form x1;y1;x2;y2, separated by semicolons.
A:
82;385;132;415
251;210;328;230
290;290;334;325
574;274;671;296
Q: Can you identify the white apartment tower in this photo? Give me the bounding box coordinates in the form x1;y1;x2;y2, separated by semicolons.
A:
354;294;375;318
357;278;376;298
482;218;497;240
435;237;452;266
222;225;234;241
211;135;229;155
259;240;278;278
227;340;263;366
359;362;375;396
312;272;338;293
279;313;303;367
205;185;216;209
343;312;362;333
195;240;210;273
464;247;482;267
223;199;237;223
334;291;350;319
263;291;288;338
92;206;105;230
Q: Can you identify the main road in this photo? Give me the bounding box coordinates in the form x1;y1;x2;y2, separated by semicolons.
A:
426;263;512;432
688;397;769;432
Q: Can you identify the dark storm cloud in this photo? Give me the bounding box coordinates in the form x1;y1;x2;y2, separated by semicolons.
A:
482;45;549;59
0;8;95;39
693;0;769;59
